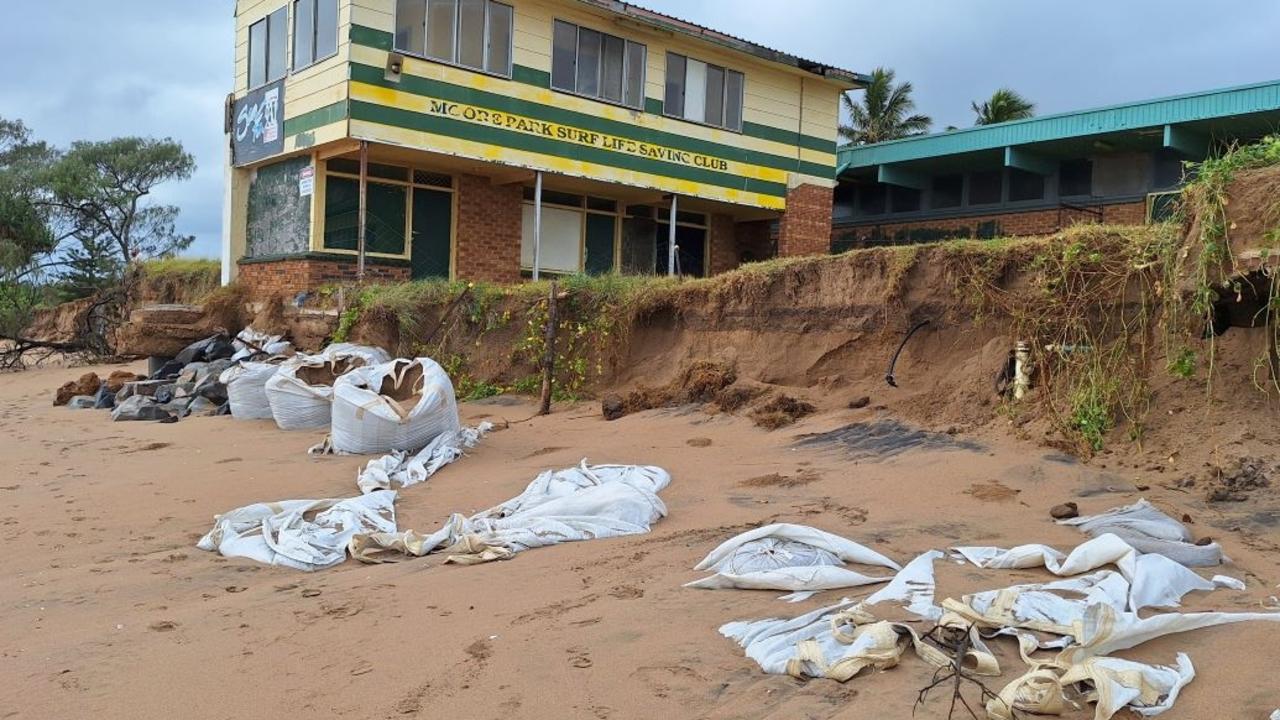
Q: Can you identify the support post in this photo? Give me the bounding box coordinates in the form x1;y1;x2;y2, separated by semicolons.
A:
539;280;558;416
667;194;678;277
357;140;368;281
532;171;543;281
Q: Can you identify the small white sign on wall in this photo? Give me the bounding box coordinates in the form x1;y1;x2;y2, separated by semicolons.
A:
298;165;315;197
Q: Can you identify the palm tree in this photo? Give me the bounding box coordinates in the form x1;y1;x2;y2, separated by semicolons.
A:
972;89;1036;126
839;67;932;145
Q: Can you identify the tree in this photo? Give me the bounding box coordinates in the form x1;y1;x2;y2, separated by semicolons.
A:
839;67;932;145
972;89;1036;126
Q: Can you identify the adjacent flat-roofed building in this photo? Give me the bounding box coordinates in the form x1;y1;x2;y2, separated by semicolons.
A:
832;80;1280;249
221;0;860;293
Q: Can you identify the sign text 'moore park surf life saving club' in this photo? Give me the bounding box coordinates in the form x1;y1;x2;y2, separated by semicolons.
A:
425;99;733;173
231;79;285;166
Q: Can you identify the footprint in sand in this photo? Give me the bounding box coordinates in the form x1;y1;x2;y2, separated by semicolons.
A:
148;620;179;632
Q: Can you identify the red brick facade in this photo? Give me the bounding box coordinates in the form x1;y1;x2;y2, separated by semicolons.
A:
707;213;738;276
237;258;409;298
454;174;523;284
777;183;835;257
832;200;1148;247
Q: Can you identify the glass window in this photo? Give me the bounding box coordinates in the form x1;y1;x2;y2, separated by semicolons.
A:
1059;159;1094;196
395;0;427;53
857;183;886;215
931;174;963;209
890;185;922;213
1008;168;1045;202
486;2;512;75
323;176;406;255
293;0;338;70
248;7;288;88
551;20;645;109
426;0;456;61
968;169;1003;205
457;0;486;70
665;53;744;130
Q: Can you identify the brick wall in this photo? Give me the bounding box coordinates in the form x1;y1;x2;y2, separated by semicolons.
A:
832;200;1148;248
735;220;776;265
707;213;738;275
237;258;408;298
777;183;834;257
454;174;523;283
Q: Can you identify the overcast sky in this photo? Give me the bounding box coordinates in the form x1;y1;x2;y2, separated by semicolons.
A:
2;1;1276;259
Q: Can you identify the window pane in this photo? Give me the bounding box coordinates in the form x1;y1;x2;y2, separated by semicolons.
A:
486;2;512;75
457;0;485;69
624;41;645;108
890;185;921;213
367;182;407;255
293;0;314;68
426;0;457;61
249;19;267;87
1008;168;1044;202
664;53;685;117
267;7;288;81
969;169;1003;205
1059;158;1093;196
576;28;601;97
930;174;963;209
324;176;359;250
315;0;338;59
551;20;577;91
600;34;624;103
683;58;707;123
857;183;886;215
705;64;725;126
395;0;427;53
725;70;743;130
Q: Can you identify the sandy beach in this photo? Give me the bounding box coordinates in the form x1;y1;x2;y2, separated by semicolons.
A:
3;361;1279;719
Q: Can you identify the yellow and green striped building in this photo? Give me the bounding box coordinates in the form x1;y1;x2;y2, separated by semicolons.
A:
223;0;860;290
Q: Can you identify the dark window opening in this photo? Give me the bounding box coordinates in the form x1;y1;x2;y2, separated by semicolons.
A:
1008;168;1045;202
857;183;886;215
968;170;1003;205
1059;159;1093;197
930;174;963;209
890;185;922;213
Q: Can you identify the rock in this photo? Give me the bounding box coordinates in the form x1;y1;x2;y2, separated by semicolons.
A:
115;304;210;358
54;372;101;406
66;395;98;409
196;379;228;406
111;395;176;422
848;396;871;409
149;359;185;380
177;362;208;385
601;394;625;421
172;382;197;399
154;384;178;404
105;370;145;393
1050;502;1079;520
123;379;171;398
186;397;221;416
93;383;116;410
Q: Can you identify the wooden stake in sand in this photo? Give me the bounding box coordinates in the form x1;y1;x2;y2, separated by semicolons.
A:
539;280;559;416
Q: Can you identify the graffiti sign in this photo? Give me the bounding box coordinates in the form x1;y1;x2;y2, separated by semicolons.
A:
232;80;285;166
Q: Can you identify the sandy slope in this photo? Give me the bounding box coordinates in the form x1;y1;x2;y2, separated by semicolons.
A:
2;363;1278;719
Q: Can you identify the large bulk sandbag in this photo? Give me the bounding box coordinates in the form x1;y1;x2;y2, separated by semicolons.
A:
330;358;462;455
265;344;388;430
220;361;280;420
231;327;293;362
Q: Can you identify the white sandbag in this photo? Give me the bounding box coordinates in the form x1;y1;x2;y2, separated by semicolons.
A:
356;422;492;494
686;523;899;592
351;461;670;564
219;361;280;420
265;349;386;430
231;326;292;361
196;490;397;571
329;358;461;455
1058;499;1225;566
989;654;1195;720
861;550;945;620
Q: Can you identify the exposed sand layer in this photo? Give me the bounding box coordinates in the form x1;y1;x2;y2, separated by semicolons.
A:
3;363;1278;719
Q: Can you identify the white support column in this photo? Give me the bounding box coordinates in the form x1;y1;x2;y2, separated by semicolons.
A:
667;194;678;277
357;141;368;281
219;135;233;285
532;171;543;281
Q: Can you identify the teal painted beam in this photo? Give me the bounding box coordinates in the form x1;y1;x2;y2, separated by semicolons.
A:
877;164;928;189
1163;124;1209;157
1004;146;1058;175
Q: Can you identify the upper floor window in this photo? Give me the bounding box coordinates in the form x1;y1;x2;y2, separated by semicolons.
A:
395;0;514;77
248;6;288;88
664;53;743;131
551;20;646;109
293;0;339;71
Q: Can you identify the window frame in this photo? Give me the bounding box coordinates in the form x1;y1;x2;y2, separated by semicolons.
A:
663;52;745;133
322;159;456;258
549;19;647;111
392;0;515;80
247;6;289;90
292;0;340;74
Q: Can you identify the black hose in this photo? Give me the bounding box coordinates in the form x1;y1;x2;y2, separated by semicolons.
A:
884;319;931;388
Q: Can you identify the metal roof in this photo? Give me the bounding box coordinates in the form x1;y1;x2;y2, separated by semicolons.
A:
838;78;1280;174
577;0;865;88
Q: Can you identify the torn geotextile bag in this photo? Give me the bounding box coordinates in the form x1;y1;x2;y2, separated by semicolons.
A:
328;357;461;455
350;461;669;565
231;326;292;362
1057;499;1224;567
987;654;1195;720
265;345;390;431
685;523;900;593
219;361;281;420
196;490;397;571
356;422;493;494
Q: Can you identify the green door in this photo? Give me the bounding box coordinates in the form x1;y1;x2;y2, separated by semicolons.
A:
411;188;452;279
584;213;616;275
